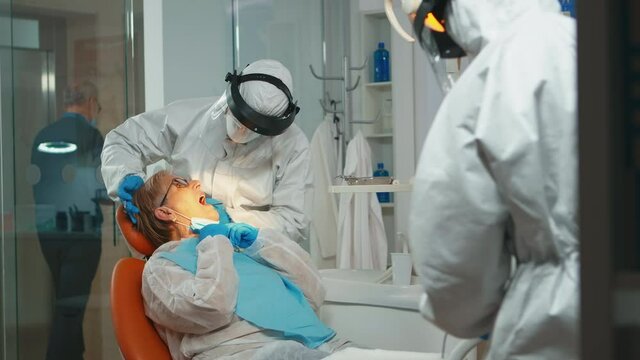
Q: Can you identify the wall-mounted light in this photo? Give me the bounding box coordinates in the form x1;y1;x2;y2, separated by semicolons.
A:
37;141;77;154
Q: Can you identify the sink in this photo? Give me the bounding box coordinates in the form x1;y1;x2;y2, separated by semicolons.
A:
318;269;475;358
319;269;423;311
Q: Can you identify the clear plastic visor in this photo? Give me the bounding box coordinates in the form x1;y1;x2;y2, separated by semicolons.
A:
419;27;460;94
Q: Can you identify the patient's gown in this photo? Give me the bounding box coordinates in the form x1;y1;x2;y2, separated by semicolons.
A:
142;228;348;359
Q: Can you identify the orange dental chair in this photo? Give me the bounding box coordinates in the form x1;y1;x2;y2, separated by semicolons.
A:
111;205;171;360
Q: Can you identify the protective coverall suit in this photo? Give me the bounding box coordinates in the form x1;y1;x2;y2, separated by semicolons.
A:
102;60;311;243
409;1;578;358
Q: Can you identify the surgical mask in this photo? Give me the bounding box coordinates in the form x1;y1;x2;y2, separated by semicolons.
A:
226;111;261;144
165;207;219;232
190;217;219;231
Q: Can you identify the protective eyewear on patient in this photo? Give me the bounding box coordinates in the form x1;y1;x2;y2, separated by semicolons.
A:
159;177;189;206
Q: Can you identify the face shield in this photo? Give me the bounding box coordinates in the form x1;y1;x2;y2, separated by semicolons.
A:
224;69;300;139
385;0;466;93
225;110;261;144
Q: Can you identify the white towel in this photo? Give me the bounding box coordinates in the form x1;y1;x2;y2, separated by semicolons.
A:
310;115;341;260
337;131;387;270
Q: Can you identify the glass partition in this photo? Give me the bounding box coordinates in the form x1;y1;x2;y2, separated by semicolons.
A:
0;0;334;357
235;0;325;140
1;0;137;357
1;0;18;357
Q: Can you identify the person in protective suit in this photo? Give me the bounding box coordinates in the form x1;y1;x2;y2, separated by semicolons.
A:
101;59;311;244
385;0;578;358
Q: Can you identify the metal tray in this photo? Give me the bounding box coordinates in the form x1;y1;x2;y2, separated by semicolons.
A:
338;176;395;186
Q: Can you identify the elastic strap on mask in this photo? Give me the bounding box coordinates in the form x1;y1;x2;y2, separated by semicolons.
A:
165;208;192;228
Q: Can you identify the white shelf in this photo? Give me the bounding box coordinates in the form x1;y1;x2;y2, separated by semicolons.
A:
366;132;392;138
365;81;392;89
329;183;412;193
380;203;394;208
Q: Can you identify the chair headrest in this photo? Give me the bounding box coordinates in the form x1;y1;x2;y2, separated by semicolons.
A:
116;205;157;257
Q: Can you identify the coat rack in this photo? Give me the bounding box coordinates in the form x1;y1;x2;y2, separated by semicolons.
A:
310;56;378;174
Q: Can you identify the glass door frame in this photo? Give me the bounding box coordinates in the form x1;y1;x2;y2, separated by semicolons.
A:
579;0;638;358
0;0;19;357
0;0;143;357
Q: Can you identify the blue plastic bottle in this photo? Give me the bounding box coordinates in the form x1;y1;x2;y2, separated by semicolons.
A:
373;42;390;82
373;163;390;203
559;0;576;18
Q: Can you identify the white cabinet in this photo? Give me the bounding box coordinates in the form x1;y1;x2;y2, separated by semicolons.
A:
350;2;416;254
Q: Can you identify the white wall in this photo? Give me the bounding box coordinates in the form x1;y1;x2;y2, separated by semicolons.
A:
143;0;164;111
413;44;444;160
323;0;348;108
235;0;324;140
144;0;233;111
163;0;232;104
143;0;323;141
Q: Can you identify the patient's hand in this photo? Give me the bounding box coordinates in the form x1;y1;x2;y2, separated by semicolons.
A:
196;223;258;249
206;197;233;224
197;223;231;242
228;223;258;249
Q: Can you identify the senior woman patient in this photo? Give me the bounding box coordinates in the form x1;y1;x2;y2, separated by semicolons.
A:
132;171;348;360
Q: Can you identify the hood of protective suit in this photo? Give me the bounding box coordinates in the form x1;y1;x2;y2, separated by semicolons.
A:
237;59;294;117
445;0;561;55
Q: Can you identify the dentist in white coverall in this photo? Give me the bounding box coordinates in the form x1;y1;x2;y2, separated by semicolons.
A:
387;0;578;358
101;59;311;243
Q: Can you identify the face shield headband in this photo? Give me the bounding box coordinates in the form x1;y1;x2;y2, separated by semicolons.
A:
413;0;466;60
385;0;466;93
224;70;300;137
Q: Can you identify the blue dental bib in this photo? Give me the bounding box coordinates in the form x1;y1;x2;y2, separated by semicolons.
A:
157;238;335;348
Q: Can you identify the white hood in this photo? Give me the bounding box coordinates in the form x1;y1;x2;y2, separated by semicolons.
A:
446;0;561;55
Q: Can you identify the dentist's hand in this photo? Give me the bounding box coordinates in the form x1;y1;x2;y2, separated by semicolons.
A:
117;174;144;224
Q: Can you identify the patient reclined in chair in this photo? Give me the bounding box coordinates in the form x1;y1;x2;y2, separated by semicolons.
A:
125;171;349;360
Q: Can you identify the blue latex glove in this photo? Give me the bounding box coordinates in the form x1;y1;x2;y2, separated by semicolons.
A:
117;174;144;224
197;223;258;249
228;223;258;249
206;197;233;224
197;223;231;241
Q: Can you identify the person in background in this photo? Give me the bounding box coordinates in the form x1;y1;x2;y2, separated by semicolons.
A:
101;59;311;245
133;171;348;359
386;0;578;358
31;80;105;360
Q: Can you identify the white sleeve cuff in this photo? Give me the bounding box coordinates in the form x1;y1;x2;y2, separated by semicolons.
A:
242;231;265;259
